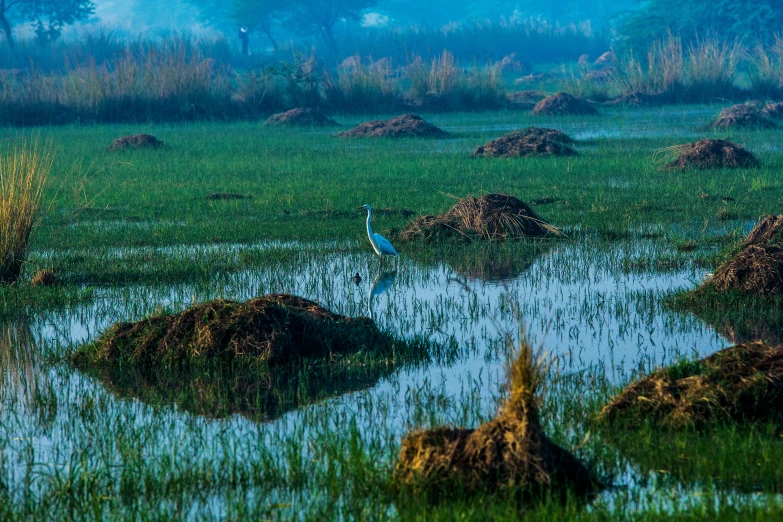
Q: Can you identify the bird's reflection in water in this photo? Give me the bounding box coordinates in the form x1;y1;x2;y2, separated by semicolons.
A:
368;270;397;320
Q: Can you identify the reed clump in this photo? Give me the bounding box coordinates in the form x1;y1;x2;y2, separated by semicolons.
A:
664;139;759;170
598;342;783;428
107;134;165;151
707;215;783;297
472;127;576;158
706;104;776;130
72;294;388;368
399;193;560;241
0;141;52;284
531;92;598;116
394;336;601;501
337;114;447;138
264;108;339;127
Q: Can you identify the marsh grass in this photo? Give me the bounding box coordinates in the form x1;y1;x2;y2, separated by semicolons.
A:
0;140;52;284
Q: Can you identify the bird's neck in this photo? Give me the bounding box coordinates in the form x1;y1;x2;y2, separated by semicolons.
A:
365;209;373;238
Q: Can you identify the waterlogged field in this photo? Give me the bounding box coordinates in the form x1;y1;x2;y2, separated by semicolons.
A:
2;107;783;520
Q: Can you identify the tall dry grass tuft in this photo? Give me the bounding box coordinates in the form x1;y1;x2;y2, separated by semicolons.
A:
685;37;743;100
0;139;53;284
617;32;684;96
748;36;783;97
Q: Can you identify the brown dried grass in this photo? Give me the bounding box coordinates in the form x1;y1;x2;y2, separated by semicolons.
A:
398;193;561;242
762;102;783;119
337;114;447;138
598;342;783;428
264;108;339;127
706;104;776;130
107;134;165;151
30;269;57;287
664;139;759;170
73;294;385;368
394;337;601;501
472;127;576;158
531;92;598;116
0;140;52;284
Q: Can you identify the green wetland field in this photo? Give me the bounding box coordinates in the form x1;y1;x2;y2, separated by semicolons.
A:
3;106;783;520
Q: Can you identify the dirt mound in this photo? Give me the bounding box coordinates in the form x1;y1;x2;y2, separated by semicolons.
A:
399;193;560;241
264;108;339;127
532;92;598;116
472;127;576;158
72;294;386;368
107;134;164;151
337;114;447;138
707;104;776;130
599;342;783;428
665;139;759;170
394;339;601;501
762;102;783;119
708;215;783;296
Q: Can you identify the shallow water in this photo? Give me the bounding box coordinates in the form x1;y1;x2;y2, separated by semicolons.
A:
0;238;742;514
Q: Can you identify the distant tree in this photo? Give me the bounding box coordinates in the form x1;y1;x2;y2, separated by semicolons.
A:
287;0;378;52
622;0;783;46
0;0;94;48
232;0;288;51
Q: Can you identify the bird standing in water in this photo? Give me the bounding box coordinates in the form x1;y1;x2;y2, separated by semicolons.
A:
357;204;398;265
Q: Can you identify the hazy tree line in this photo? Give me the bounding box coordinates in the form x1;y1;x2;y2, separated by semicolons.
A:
2;0;783;56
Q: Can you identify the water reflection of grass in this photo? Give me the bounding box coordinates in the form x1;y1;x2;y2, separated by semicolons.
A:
3;107;783;518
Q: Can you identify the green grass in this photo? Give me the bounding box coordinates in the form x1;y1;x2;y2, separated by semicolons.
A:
2;105;783;520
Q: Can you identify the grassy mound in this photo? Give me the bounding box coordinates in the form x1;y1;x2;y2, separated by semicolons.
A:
762;102;783;119
664;139;759;170
706;104;776;130
72;294;420;421
506;90;548;109
30;269;57;287
264;108;339;127
107;134;164;151
709;215;783;296
337;114;447;138
598;342;783;428
72;294;386;368
608;91;673;107
398;193;560;241
531;92;598;116
472;128;576;158
394;339;601;502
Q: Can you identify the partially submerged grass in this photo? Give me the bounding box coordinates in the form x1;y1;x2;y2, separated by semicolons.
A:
394;335;602;502
0;139;52;283
399;194;560;242
598;342;783;428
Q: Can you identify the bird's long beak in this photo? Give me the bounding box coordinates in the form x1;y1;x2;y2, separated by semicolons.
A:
356;206;365;210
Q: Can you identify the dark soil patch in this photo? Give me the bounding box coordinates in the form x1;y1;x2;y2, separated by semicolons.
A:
337;114;447;138
707;216;783;297
665;139;759;170
598;341;783;428
107;134;164;151
706;104;776;130
532;92;598;116
398;193;560;241
72;294;388;368
472;127;576;158
394;341;602;502
264;108;339;127
207;193;252;200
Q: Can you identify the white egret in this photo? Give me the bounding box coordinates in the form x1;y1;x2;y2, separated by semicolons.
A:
358;204;398;263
